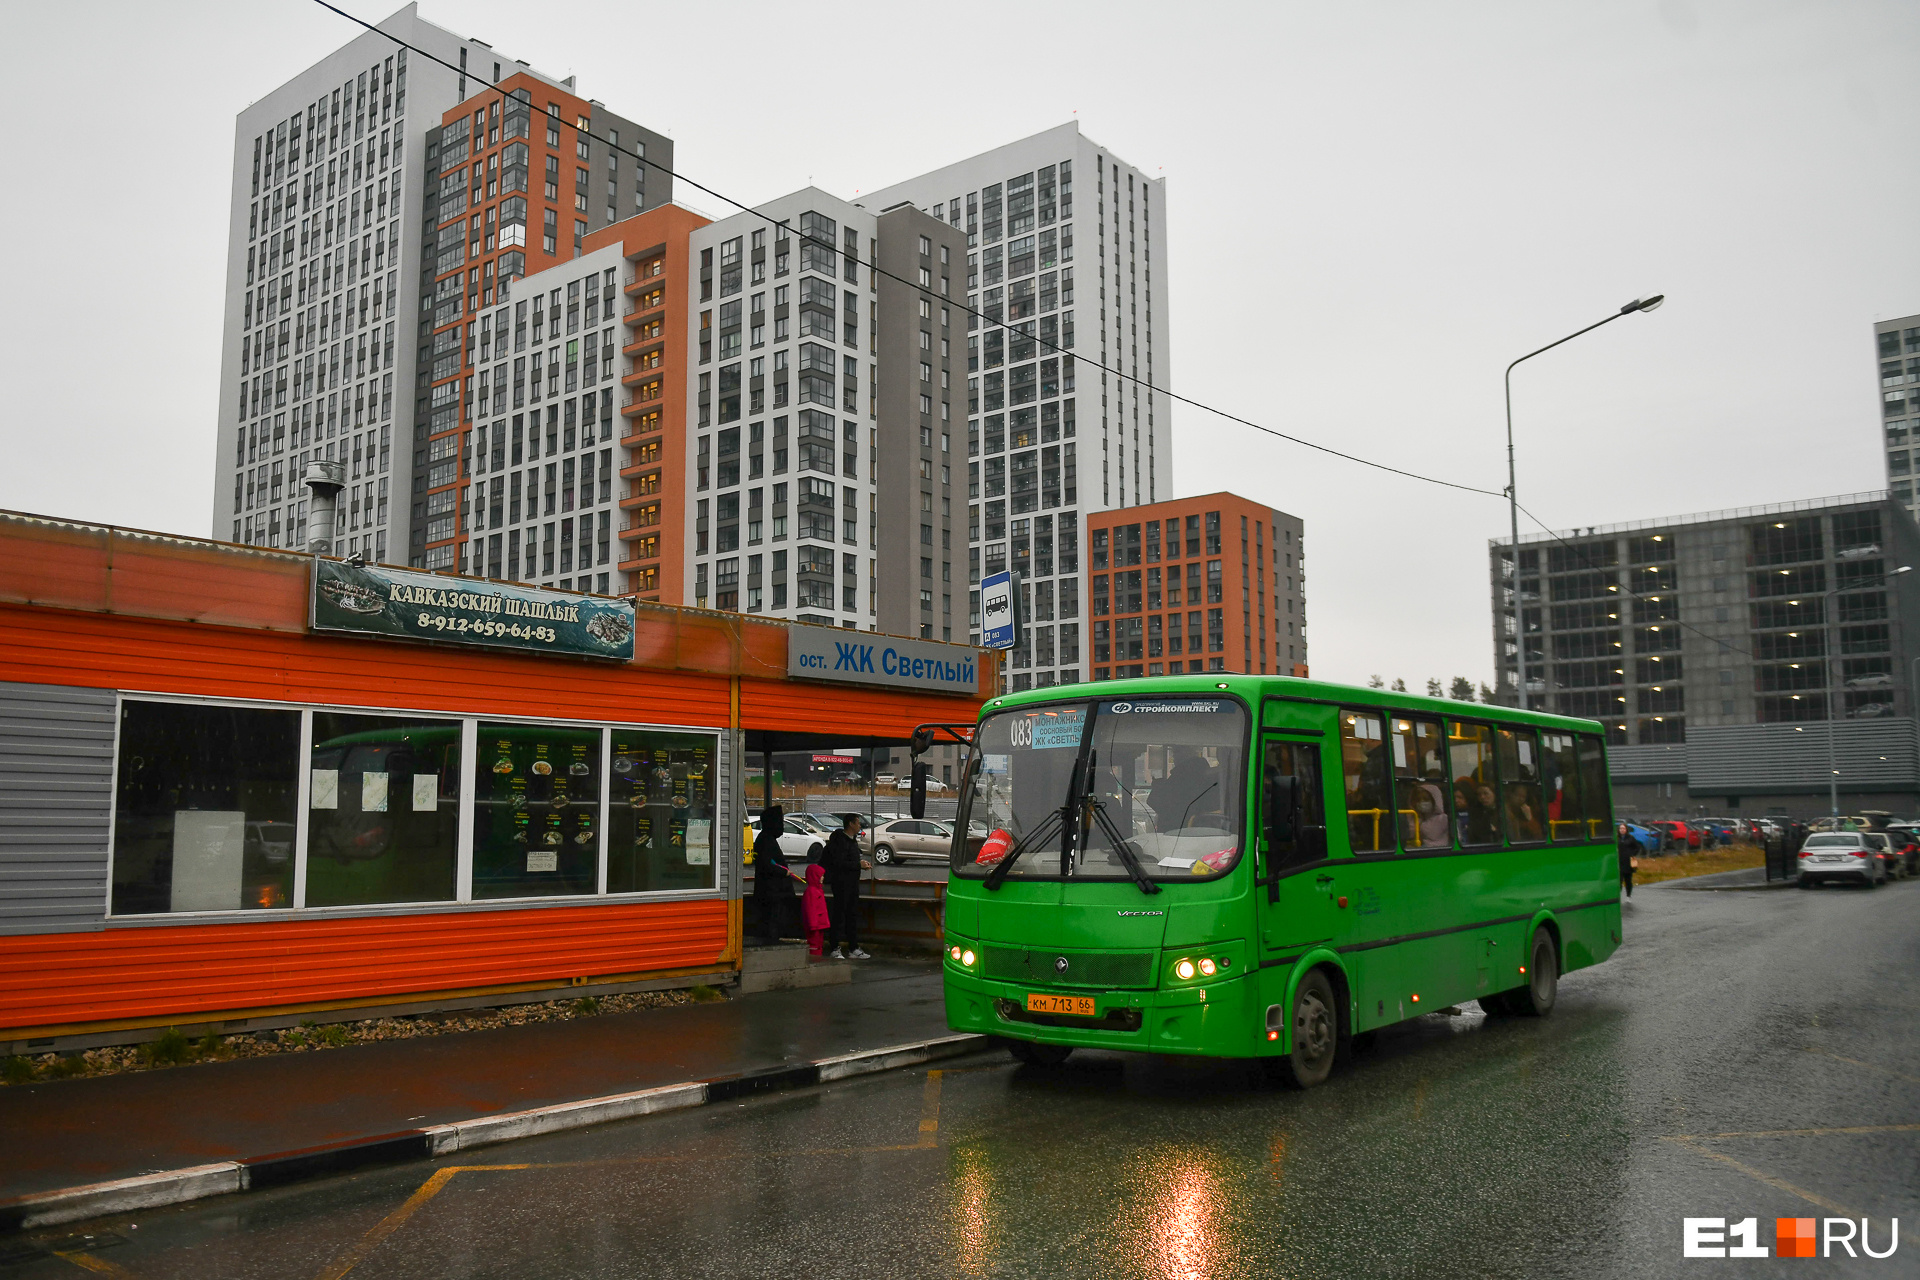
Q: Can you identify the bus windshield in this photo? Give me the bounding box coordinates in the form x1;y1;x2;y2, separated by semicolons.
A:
952;696;1248;882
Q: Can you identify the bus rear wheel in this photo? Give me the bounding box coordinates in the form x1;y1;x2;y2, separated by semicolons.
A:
1007;1040;1073;1067
1511;929;1559;1017
1272;969;1338;1089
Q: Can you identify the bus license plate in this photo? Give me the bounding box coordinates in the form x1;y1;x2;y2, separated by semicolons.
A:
1028;993;1095;1017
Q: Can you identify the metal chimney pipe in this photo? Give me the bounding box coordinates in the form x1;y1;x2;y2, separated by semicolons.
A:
304;460;346;556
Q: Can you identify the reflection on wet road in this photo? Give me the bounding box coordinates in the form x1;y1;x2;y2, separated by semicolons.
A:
6;881;1916;1278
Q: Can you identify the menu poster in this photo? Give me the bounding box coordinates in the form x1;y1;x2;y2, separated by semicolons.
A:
527;851;558;872
413;774;438;812
362;771;389;813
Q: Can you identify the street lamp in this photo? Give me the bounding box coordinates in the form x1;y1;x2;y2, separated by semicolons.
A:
1506;295;1665;709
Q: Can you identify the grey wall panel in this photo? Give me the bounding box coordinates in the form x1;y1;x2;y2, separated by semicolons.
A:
1607;742;1688;780
1685;718;1920;792
0;682;114;934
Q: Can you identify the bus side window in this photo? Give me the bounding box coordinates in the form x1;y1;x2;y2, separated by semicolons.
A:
1540;730;1584;842
1339;710;1391;853
1261;740;1324;871
1495;727;1547;845
1449;721;1500;846
1576;734;1611;839
1391;715;1452;850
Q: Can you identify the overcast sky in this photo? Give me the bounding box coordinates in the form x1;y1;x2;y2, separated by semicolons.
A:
3;0;1913;688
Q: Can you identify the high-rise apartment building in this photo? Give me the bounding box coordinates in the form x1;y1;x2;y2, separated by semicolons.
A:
208;5;673;571
1086;493;1306;683
415;76;671;573
458;204;706;597
211;4;581;559
681;191;965;632
1489;492;1920;815
1878;313;1920;519
860;123;1172;687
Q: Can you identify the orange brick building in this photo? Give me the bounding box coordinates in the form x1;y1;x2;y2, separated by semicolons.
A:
417;73;673;575
1085;491;1307;682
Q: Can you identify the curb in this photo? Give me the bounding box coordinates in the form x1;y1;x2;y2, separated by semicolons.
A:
0;1032;987;1234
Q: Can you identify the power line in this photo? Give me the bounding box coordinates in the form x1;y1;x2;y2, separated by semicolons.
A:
307;0;1506;500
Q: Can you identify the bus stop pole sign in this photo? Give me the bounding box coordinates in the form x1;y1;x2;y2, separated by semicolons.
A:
980;570;1020;650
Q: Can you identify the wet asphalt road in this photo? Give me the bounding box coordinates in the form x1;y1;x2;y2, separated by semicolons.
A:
7;878;1917;1279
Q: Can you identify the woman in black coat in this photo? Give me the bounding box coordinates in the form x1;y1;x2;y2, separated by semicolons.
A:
752;806;795;944
821;814;872;959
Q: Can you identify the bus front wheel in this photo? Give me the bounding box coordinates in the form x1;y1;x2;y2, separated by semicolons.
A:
1511;929;1559;1017
1272;969;1339;1089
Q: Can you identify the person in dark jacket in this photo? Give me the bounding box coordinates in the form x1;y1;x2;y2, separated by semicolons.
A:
752;806;795;945
821;814;872;959
1616;822;1638;898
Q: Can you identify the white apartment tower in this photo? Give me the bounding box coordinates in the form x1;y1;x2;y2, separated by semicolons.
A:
862;122;1172;686
209;4;571;559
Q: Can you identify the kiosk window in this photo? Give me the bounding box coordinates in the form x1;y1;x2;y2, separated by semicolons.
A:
473;722;602;899
111;700;300;915
607;730;718;893
306;712;462;908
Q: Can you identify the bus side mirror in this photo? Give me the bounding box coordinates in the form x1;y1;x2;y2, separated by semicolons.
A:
1264;774;1300;853
910;762;929;819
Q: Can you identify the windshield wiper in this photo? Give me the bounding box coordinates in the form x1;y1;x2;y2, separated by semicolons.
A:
1081;750;1160;895
1176;779;1221;833
982;806;1066;890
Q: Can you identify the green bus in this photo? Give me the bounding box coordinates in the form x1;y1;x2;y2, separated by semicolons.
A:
940;674;1622;1086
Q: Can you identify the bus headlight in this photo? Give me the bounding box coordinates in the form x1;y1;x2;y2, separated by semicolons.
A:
962;949;976;967
1198;958;1217;977
1175;959;1196;981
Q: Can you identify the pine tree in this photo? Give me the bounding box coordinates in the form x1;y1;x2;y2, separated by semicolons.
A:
1449;676;1476;701
1479;682;1498;704
1368;674;1385;689
1390;678;1407;692
1426;678;1444;698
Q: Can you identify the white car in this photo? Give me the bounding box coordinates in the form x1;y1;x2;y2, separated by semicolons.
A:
894;775;949;793
745;815;825;866
1797;832;1887;888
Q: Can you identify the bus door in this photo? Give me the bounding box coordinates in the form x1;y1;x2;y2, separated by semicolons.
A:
1255;736;1340;956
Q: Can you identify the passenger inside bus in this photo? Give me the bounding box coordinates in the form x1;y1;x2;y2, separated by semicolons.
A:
1152;745;1222;832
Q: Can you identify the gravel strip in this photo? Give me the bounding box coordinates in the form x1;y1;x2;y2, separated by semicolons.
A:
1;986;726;1087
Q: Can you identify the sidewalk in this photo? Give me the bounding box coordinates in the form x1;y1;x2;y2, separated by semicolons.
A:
0;958;953;1208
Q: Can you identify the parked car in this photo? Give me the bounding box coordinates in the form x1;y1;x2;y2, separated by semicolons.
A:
743;815;826;867
1620;823;1663;855
867;818;954;865
1796;832;1888;888
894;775;949;793
1885;822;1920;872
1862;832;1901;880
813;810;871;835
1648;820;1699;852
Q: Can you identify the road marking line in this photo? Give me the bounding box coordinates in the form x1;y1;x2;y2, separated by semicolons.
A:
309;1164;529;1280
918;1070;944;1148
1800;1048;1920;1086
1666;1138;1856;1218
55;1253;137;1277
1663;1123;1920;1141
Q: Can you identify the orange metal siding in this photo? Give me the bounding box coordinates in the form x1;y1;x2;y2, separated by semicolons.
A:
1;604;733;728
0;900;727;1031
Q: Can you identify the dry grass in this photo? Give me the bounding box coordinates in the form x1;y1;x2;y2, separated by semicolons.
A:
1633;842;1768;885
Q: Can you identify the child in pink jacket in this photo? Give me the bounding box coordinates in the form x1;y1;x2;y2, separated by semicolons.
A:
802;860;831;957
